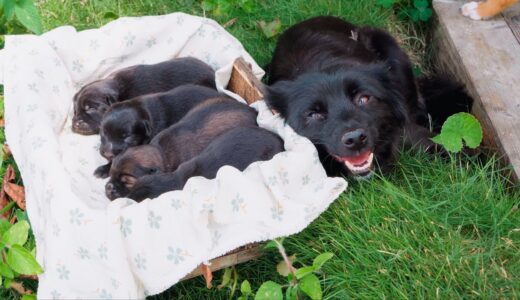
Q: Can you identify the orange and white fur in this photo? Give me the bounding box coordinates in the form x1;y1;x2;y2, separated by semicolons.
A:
461;0;518;20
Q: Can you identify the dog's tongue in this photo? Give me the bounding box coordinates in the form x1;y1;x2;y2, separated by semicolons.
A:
344;151;371;166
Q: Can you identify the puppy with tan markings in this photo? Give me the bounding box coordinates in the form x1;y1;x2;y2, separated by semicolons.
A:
72;57;215;135
94;84;220;178
105;97;258;200
127;127;284;201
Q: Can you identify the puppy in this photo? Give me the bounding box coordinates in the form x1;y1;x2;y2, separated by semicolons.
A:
105;97;258;200
127;126;285;201
265;16;472;177
94;84;220;178
72;57;215;135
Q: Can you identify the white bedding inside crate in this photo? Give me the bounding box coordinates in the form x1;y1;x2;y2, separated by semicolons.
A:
0;13;347;299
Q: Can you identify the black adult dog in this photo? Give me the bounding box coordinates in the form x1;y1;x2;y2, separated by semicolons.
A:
94;84;220;178
105;96;258;200
265;16;472;177
127;126;284;202
72;57;215;135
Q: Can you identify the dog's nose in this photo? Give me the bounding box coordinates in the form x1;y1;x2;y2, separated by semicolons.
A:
102;150;115;159
341;129;367;149
105;183;119;200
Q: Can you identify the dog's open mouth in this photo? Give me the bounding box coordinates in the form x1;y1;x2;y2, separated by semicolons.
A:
334;151;374;175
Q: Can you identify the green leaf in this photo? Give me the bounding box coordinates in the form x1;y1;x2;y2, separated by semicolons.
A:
431;112;483;153
237;297;247;300
376;0;397;8
3;277;12;289
418;7;433;21
2;220;29;246
0;261;14;279
312;252;334;271
0;219;12;237
15;209;28;223
286;285;298;300
241;279;251;295
102;11;119;20
413;0;429;9
276;254;296;277
254;281;283;300
300;274;322;300
217;267;232;290
14;0;43;34
6;244;43;275
295;266;315;279
1;0;15;20
258;18;282;39
21;294;36;300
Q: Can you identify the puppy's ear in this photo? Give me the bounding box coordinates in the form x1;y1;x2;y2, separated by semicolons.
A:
138;119;152;142
105;89;118;105
265;81;292;118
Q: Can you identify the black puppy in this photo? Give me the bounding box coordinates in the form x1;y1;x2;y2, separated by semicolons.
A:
105;97;258;200
94;84;220;178
72;57;215;135
127;126;284;201
265;16;471;177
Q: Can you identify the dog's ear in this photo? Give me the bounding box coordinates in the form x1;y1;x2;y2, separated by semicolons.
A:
265;80;293;118
105;89;118;105
138;119;152;142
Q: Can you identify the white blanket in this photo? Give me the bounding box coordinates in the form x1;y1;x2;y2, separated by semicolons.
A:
0;13;347;299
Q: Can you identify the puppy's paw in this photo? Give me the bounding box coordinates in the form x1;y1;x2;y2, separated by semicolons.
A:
94;164;111;179
461;2;483;20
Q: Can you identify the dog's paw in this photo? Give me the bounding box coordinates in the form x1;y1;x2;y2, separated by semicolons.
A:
461;2;483;20
94;164;111;179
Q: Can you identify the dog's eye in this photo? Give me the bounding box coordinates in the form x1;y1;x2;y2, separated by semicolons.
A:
306;110;325;121
148;168;158;174
356;94;372;106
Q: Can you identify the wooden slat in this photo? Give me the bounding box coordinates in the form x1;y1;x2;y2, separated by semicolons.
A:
226;57;265;104
181;244;262;280
503;4;520;45
432;0;520;181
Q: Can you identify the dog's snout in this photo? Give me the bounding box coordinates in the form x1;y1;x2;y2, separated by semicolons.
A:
101;144;115;159
341;129;367;149
105;182;119;200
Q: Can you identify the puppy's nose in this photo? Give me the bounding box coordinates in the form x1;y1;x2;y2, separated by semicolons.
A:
73;119;87;129
341;129;367;150
105;183;119;200
102;150;115;159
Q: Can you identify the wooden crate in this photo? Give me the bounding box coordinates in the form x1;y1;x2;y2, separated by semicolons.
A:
432;0;520;181
180;57;266;281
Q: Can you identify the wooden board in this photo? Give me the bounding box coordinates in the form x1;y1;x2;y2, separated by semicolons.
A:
432;0;520;181
503;4;520;44
181;57;265;280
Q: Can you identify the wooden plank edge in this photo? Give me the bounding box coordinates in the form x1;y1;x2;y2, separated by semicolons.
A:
181;244;263;280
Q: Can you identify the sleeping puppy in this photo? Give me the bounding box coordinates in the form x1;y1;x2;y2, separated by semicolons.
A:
126;126;285;201
72;57;215;135
105;96;258;200
94;84;220;178
265;16;472;177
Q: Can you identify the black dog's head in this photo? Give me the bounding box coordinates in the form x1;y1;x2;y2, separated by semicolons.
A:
99;103;152;160
105;145;164;200
72;81;119;135
266;65;407;177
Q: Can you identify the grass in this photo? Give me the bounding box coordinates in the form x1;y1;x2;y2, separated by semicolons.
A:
0;0;519;299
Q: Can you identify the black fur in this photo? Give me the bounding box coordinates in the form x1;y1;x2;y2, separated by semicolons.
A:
105;96;258;200
72;57;216;135
265;16;472;177
94;84;220;178
127;126;285;201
